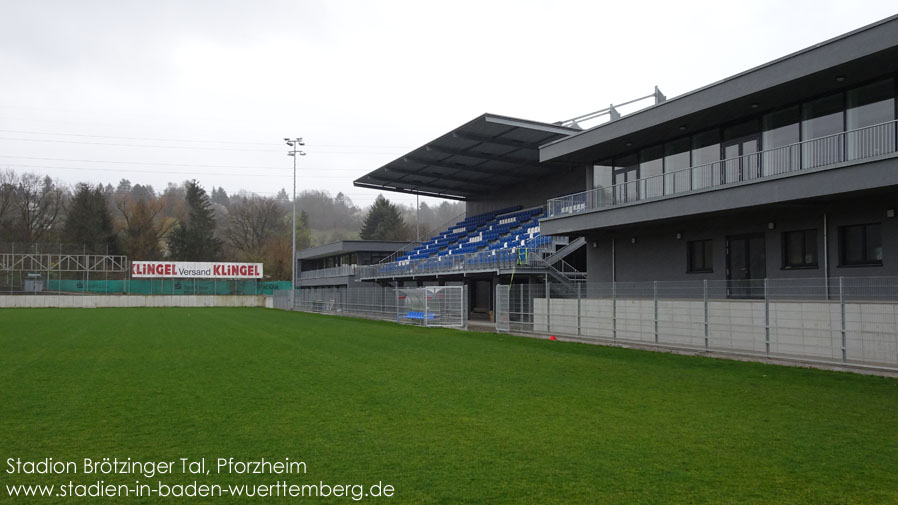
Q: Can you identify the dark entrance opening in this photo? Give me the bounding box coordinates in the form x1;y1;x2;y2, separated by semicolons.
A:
470;279;492;320
726;233;766;298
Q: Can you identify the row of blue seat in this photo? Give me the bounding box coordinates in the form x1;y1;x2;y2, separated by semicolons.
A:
455;205;522;227
405;209;509;258
399;206;544;262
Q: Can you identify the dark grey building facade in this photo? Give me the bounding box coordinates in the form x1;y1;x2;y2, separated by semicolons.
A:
539;15;898;289
296;240;409;289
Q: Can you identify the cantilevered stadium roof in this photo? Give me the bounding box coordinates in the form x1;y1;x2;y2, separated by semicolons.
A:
353;113;580;200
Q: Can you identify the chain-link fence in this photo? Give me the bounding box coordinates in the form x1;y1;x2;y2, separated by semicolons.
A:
1;277;290;295
497;277;898;370
1;242;290;295
274;285;467;328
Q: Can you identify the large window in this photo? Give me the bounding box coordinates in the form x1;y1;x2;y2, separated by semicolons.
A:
592;160;613;206
593;160;612;189
762;106;800;175
687;239;713;273
722;119;760;142
691;130;721;189
722;119;761;182
846;78;896;159
782;230;818;269
840;223;882;266
664;137;691;195
639;146;664;199
802;93;844;168
613;154;638;203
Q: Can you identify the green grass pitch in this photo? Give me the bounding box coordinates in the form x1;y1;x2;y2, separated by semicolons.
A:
2;307;898;504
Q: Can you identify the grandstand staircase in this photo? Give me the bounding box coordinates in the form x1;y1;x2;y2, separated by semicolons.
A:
542;236;586;266
537;259;583;296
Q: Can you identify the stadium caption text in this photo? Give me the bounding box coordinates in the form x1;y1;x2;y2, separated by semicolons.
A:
6;457;306;477
4;457;395;500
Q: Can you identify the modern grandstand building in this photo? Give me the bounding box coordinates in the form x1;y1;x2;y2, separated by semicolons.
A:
540;16;898;295
296;239;409;290
308;15;898;320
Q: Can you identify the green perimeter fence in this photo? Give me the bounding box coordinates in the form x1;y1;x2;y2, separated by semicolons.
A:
40;279;291;295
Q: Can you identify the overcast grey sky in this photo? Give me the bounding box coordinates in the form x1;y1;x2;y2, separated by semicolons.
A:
1;1;895;207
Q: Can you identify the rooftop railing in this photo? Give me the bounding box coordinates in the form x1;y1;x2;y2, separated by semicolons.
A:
547;119;898;218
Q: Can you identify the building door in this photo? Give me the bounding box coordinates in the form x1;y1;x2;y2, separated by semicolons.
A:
726;233;766;298
721;135;761;184
613;165;639;203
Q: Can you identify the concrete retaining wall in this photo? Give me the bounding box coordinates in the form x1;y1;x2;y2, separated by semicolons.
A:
0;295;269;309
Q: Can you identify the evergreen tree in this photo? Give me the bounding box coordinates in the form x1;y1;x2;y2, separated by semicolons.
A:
62;183;117;252
130;183;155;203
211;186;230;207
168;180;222;260
359;194;409;241
115;179;132;195
296;210;312;249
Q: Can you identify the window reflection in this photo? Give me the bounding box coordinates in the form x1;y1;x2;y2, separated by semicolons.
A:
801;93;844;168
846;78;896;159
613;154;638;203
762;106;800;175
691;130;720;189
592;76;897;206
639;146;664;199
592;160;613;206
664;138;691;195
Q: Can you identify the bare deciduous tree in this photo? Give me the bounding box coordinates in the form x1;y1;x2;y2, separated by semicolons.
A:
116;195;175;260
14;173;65;243
0;170;16;239
226;194;287;256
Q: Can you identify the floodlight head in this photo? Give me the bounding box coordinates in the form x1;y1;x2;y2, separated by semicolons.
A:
298;151;306;156
283;137;290;141
288;152;295;157
298;139;305;146
286;141;294;147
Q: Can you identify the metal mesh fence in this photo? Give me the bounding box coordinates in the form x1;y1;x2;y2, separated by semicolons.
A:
1;277;290;295
274;285;467;329
1;243;289;295
497;277;898;370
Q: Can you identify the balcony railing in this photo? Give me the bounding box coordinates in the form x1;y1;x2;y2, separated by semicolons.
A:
547;119;898;218
299;264;356;280
357;236;566;280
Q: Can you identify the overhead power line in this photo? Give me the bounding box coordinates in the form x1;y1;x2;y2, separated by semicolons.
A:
0;163;380;180
1;163;291;178
0;136;280;152
0;129;277;146
0;155;367;173
0;128;415;150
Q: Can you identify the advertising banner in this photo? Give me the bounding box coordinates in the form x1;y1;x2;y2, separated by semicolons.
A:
131;261;263;279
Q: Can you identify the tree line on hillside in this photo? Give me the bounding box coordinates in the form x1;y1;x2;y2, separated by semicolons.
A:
0;170;464;279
